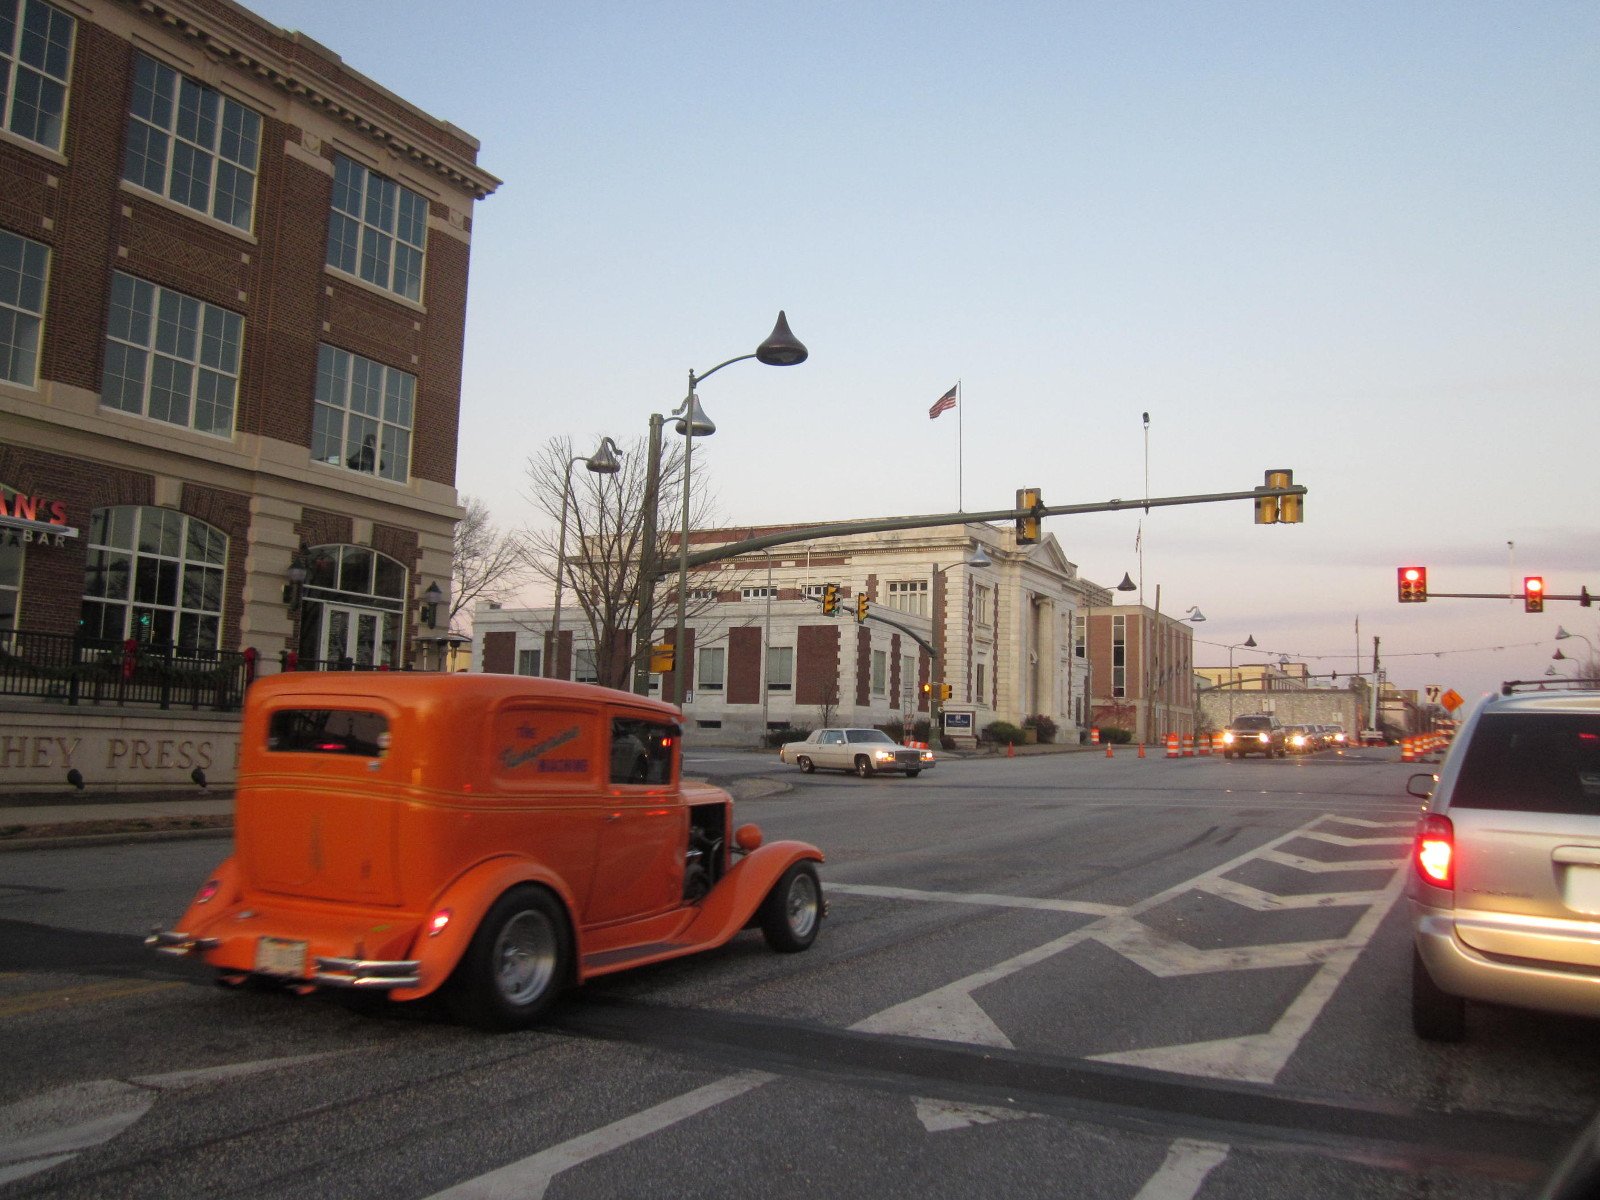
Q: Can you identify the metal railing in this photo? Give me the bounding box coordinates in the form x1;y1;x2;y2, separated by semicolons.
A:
0;630;251;712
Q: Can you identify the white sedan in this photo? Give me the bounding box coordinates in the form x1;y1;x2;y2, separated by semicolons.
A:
778;728;936;778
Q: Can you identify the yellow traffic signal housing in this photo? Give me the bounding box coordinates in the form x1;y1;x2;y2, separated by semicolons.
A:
648;642;675;673
939;682;953;700
1016;487;1042;544
855;593;870;623
821;582;839;616
1524;576;1545;613
1256;469;1302;524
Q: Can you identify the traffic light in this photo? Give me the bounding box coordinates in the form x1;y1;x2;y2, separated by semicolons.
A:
939;683;953;700
821;582;839;616
1016;487;1042;544
855;593;869;623
921;682;931;695
1397;566;1428;603
1524;576;1545;614
1255;469;1302;524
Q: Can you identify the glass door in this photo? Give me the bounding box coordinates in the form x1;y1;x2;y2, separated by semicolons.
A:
319;604;394;667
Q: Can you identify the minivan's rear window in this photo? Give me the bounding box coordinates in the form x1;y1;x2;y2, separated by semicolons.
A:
1451;712;1600;813
268;709;389;757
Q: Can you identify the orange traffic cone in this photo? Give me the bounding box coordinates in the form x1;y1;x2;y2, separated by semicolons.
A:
1106;742;1114;758
1007;741;1015;758
1137;743;1146;758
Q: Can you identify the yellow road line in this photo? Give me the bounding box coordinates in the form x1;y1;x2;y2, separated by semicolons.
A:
0;978;182;1019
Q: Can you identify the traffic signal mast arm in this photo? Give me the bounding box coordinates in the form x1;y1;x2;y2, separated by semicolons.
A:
675;478;1308;573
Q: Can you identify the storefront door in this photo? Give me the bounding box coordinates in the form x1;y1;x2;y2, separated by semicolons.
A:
319;604;394;667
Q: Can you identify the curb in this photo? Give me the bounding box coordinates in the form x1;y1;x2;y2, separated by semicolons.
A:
0;822;234;853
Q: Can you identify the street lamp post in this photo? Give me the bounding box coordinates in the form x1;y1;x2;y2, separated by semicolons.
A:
549;436;621;678
928;542;993;735
1556;626;1596;676
1226;634;1258;722
669;312;807;706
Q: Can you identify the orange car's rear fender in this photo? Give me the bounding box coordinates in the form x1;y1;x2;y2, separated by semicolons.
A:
172;855;243;938
390;857;579;1001
674;840;824;952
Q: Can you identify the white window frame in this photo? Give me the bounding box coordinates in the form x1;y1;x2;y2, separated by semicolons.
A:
766;645;793;691
122;52;261;231
0;227;47;387
741;586;777;601
101;271;243;436
516;648;541;676
574;647;598;684
80;505;227;651
313;344;415;482
975;583;993;629
698;645;725;692
326;153;427;302
886;579;928;617
871;648;887;696
1;0;73;154
687;587;719;602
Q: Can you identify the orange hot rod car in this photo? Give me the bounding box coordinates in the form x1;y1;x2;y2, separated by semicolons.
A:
149;672;824;1029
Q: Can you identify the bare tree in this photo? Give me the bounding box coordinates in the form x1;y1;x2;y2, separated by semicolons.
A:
449;495;533;633
523;435;749;689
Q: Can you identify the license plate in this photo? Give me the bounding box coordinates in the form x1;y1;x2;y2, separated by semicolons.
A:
255;937;308;977
1564;867;1600;915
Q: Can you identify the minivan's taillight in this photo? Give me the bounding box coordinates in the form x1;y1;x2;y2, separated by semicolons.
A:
1415;814;1455;889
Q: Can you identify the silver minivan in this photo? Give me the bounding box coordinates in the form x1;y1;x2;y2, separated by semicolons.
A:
1408;685;1600;1040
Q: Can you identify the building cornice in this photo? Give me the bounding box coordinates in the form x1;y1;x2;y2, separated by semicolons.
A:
122;0;502;200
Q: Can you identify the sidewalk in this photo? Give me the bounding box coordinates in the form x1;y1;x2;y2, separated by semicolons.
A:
0;739;1101;850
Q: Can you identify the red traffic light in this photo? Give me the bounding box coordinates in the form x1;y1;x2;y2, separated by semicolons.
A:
1397;566;1428;603
1524;576;1545;614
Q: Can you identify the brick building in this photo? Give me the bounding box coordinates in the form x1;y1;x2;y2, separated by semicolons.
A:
0;0;497;670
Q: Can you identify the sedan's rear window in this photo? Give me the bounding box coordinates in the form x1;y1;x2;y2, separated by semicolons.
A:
268;709;388;757
1451;713;1600;814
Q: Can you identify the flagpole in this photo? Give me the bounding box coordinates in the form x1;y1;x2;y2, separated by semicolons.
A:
957;379;964;511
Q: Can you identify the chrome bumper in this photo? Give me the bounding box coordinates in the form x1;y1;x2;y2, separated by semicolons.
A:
145;928;220;956
312;956;421;990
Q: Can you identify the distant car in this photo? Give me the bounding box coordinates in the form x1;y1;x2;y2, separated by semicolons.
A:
1408;685;1600;1041
1285;725;1315;754
779;728;936;777
1221;714;1287;759
1323;725;1348;749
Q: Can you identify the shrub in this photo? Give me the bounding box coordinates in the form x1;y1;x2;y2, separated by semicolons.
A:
939;736;957;751
880;719;906;743
911;717;931;743
982;720;1026;746
1023;714;1058;743
764;727;810;749
1100;725;1133;744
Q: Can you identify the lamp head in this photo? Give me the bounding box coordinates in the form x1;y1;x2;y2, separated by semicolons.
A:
1244;635;1257;648
1185;606;1206;623
965;544;993;569
674;394;716;437
1556;626;1573;641
585;436;622;474
754;310;807;367
1554;648;1568;660
1116;573;1137;593
423;581;445;606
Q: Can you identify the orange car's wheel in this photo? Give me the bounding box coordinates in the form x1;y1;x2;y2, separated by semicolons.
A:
447;886;571;1031
759;862;822;953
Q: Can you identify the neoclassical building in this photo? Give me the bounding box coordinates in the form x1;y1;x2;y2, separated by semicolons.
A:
475;523;1116;745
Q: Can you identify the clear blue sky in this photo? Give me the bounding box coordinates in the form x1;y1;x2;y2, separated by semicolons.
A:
246;0;1599;706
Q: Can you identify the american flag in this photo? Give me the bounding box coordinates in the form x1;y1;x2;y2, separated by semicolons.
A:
928;385;957;419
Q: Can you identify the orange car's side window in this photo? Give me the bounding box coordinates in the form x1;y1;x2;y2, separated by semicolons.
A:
609;717;678;785
267;708;388;757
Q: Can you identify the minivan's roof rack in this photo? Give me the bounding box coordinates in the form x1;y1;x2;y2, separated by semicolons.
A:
1500;678;1600;695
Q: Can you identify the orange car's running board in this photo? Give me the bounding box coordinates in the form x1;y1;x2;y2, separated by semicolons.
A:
145;928;220;956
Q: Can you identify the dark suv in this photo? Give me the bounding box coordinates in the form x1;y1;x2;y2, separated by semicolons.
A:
1221;714;1286;759
1409;685;1600;1040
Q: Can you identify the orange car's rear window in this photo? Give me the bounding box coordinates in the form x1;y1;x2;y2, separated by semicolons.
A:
267;709;389;757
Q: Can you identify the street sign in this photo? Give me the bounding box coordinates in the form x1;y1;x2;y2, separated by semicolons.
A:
1441;688;1464;712
1425;685;1442;704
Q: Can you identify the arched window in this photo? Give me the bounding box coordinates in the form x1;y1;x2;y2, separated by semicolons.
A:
295;544;406;668
81;506;227;650
0;483;26;632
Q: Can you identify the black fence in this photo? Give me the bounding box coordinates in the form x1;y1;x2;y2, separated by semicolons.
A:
0;630;252;712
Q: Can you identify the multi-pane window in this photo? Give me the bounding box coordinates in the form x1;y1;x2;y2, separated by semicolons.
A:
1073;614;1085;659
1112;614;1126;697
741;586;776;601
801;584;828;600
886;580;927;617
871;649;887;696
101;272;242;435
0;484;24;631
975;660;987;702
122;53;260;231
766;645;792;691
1;0;73;153
687;588;719;602
698;646;724;692
313;344;414;481
80;505;226;651
516;648;541;676
326;153;427;302
574;648;598;684
0;227;47;386
975;583;993;628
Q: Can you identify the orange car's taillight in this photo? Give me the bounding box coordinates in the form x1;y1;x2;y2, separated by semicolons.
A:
1415;814;1455;889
